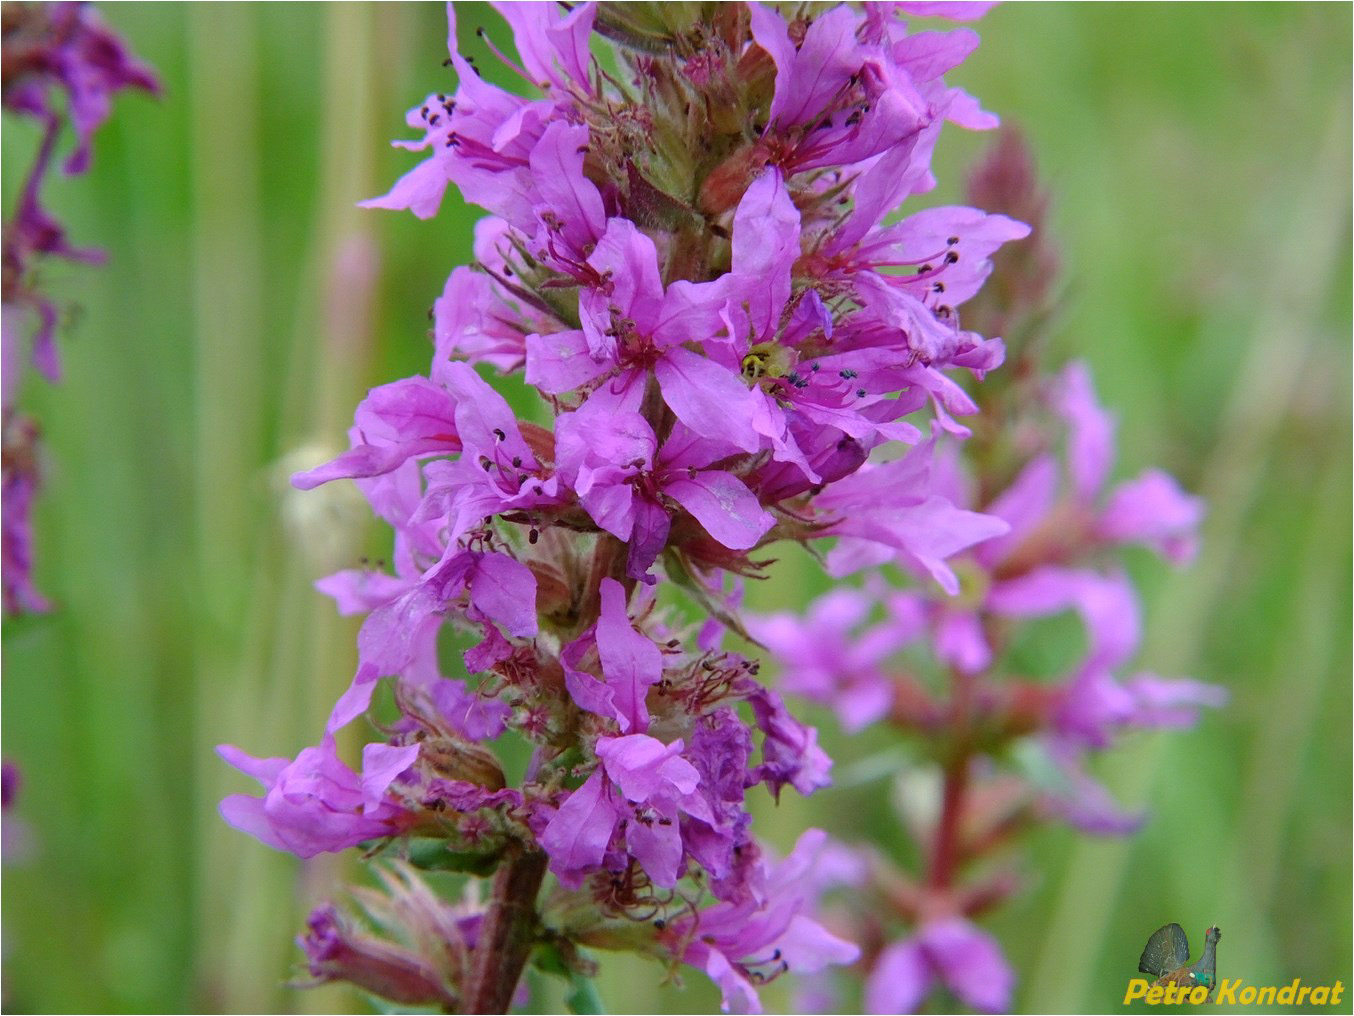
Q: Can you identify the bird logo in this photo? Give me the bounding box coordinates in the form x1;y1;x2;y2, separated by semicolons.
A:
1138;924;1222;1000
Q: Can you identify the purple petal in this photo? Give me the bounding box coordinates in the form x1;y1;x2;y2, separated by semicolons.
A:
923;918;1014;1013
468;553;538;637
359;742;421;811
702;947;763;1015
563;657;616;720
219;794;289;853
491;1;596;92
975;454;1059;566
359;156;449;220
217;745;289;787
731;169;800;337
751;4;860;128
865;940;929;1015
654;348;759;452
596;578;663;732
1097;469;1205;565
525;328;610;394
625;802;685;887
1123;673;1229;728
326;663;384;734
627;495;672;581
1054;362;1115;502
989;567;1140;671
596;735;699;801
314;569;414;617
586;218;665;323
539;770;619;881
665;470;774;551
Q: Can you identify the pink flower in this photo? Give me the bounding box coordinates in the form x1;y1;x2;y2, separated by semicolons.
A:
218;737;420;859
864;917;1013;1014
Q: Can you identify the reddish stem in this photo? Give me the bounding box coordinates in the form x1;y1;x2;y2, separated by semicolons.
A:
928;751;970;889
462;848;549;1014
928;668;974;890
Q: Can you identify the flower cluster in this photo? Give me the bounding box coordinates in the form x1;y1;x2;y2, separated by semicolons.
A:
219;2;1032;1011
1;1;158;614
752;131;1226;1013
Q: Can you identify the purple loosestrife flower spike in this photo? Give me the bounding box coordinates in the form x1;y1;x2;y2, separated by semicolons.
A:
221;2;1032;1010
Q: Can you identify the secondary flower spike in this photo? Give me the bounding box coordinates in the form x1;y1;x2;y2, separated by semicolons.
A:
755;128;1223;1013
221;3;1032;1012
2;1;158;615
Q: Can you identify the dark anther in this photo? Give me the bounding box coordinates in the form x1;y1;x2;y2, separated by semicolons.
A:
838;368;858;379
654;919;666;930
442;57;454;67
529;528;539;545
481;459;493;471
945;251;959;264
809;362;820;372
420;105;429;118
436;93;446;102
512;456;522;467
493;428;507;440
785;371;802;386
933;282;945;293
429;113;441;126
937;305;953;319
946;236;959;245
855;388;866;398
666;638;680;648
918;263;932;274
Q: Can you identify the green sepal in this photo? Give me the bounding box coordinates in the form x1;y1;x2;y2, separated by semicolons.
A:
662;548;760;647
405;838;500;877
566;974;606;1015
532;941;607;1013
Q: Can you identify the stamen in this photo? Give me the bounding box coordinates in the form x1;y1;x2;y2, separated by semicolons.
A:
474;26;533;85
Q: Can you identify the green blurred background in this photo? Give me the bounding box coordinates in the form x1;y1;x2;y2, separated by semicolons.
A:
2;3;1349;1013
